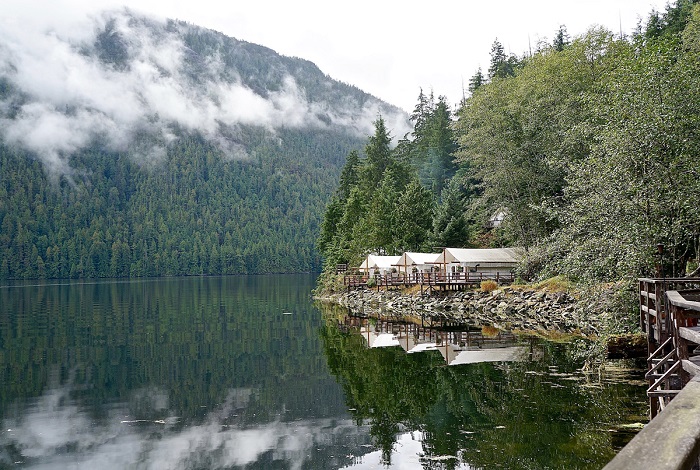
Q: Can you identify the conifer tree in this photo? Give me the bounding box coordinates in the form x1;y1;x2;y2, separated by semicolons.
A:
468;68;484;94
362;116;393;192
337;150;360;201
395;179;435;252
488;39;520;79
553;25;570;51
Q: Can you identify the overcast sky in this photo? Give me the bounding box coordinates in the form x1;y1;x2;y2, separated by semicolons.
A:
5;0;669;112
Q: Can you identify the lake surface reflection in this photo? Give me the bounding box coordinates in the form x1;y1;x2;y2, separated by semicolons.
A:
0;276;647;469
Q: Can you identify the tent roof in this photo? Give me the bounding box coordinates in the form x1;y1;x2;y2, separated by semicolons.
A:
393;252;441;267
360;255;401;270
441;248;523;266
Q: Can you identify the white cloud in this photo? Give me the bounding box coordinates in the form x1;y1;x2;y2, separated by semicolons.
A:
0;7;408;174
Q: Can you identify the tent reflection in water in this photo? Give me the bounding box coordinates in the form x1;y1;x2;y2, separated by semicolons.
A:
361;323;401;348
358;319;526;366
436;343;527;365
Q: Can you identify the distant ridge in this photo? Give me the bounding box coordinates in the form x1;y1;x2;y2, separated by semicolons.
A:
0;9;409;279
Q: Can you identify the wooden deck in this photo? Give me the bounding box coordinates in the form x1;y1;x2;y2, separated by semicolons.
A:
343;272;515;292
639;278;700;417
605;278;700;469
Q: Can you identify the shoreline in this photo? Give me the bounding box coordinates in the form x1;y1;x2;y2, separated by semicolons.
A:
315;284;647;357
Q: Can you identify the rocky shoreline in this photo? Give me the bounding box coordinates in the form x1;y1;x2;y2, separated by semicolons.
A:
317;286;620;338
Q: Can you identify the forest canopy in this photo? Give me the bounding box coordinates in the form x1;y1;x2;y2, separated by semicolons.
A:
319;0;700;286
453;0;700;282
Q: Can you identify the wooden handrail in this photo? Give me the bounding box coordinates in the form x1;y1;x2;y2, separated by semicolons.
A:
646;359;681;394
645;347;677;380
604;377;700;470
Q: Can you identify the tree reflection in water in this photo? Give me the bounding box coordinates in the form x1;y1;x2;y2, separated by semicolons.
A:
319;306;648;470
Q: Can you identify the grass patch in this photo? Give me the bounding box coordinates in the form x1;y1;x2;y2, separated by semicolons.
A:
480;280;498;292
534;275;572;292
481;325;501;337
401;285;424;296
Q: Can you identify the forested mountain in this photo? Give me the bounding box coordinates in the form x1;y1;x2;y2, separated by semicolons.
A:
0;9;408;279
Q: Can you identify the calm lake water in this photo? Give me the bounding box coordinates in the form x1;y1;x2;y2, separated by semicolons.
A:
0;275;647;469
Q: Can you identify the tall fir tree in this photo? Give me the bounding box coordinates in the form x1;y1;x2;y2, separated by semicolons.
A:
468;68;484;94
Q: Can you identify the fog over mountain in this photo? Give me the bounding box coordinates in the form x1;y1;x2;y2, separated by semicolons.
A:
0;8;409;175
0;8;410;279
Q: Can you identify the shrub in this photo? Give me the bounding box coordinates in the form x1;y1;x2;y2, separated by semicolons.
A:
481;325;501;337
313;271;345;295
480;280;498;292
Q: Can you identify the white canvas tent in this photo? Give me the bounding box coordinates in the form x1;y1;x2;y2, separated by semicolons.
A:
434;247;523;277
448;346;526;365
358;255;401;275
393;252;441;274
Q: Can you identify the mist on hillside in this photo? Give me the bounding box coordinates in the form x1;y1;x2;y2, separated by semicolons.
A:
0;8;408;175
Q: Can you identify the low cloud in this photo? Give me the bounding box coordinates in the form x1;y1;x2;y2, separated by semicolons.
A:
0;8;409;175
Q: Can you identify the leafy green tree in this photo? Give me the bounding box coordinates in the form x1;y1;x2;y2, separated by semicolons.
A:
549;15;700;280
454;28;611;250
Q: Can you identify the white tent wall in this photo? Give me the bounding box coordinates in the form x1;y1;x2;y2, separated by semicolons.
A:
393;252;442;274
359;255;402;275
438;248;523;279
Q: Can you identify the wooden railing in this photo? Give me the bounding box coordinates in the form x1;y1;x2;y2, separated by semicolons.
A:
604;376;700;470
343;271;516;292
605;280;700;469
639;278;700;417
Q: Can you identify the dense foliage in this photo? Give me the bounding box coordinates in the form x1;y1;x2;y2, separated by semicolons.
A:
317;97;473;274
454;0;700;282
318;0;700;302
0;128;363;279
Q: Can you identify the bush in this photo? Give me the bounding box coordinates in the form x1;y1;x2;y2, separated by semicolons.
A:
480;280;498;292
313;271;345;295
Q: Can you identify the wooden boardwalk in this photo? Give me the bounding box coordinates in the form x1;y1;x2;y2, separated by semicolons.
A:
604;278;700;469
639;278;700;418
343;272;515;292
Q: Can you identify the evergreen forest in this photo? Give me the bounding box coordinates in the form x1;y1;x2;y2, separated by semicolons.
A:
319;0;700;290
0;128;362;279
0;11;403;280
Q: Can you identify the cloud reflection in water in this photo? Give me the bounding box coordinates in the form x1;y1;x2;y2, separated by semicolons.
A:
1;385;368;469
